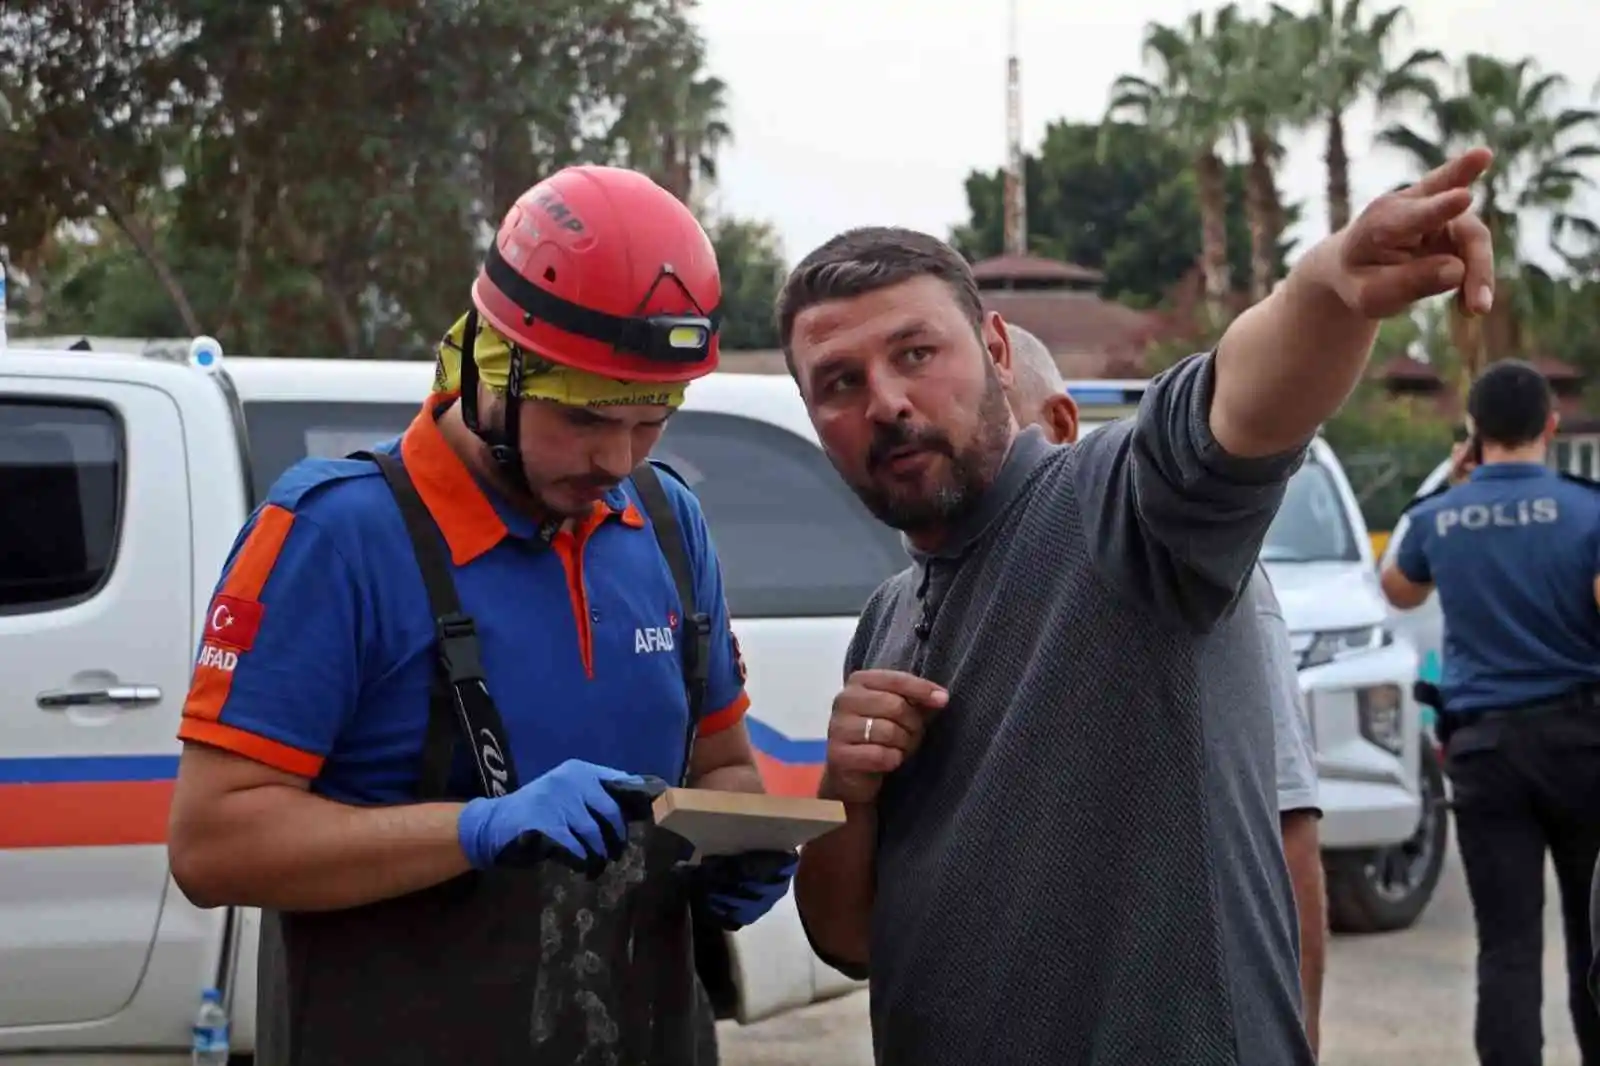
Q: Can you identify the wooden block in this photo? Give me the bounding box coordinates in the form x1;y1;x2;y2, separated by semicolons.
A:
651;788;847;858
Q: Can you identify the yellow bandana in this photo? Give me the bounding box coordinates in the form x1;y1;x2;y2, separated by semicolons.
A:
431;312;687;408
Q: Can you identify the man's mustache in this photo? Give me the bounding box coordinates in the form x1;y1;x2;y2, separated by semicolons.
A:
866;421;953;471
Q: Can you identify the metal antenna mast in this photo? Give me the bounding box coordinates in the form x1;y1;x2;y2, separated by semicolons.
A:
1003;0;1026;256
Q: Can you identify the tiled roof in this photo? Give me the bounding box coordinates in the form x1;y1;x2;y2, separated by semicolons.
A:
980;291;1171;378
971;254;1106;286
718;287;1172;381
1373;355;1441;382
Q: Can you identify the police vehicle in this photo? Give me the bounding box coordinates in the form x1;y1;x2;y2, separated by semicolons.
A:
1074;382;1449;935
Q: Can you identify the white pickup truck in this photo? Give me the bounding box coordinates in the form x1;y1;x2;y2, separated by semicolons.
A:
0;341;1444;1064
1073;383;1449;935
0;338;884;1063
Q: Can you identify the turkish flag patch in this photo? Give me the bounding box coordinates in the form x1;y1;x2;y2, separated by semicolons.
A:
206;595;264;651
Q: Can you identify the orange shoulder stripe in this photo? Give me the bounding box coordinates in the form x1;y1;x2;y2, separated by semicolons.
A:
183;505;296;724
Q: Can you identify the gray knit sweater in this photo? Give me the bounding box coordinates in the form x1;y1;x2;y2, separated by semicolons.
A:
835;351;1315;1066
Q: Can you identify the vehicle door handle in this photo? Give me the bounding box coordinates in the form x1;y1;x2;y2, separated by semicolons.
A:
37;685;163;710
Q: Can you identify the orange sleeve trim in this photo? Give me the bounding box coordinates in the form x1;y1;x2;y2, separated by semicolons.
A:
698;691;751;736
178;717;325;779
185;505;297;724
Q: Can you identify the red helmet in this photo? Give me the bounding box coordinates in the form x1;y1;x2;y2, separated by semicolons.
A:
471;165;722;383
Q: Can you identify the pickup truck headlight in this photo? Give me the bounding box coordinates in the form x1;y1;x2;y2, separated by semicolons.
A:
1298;625;1389;670
1357;683;1406;754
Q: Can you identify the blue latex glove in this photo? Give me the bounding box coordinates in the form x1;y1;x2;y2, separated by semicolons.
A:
456;759;665;873
690;849;799;930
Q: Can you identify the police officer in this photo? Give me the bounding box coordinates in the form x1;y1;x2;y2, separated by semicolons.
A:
1381;359;1600;1066
166;165;796;1066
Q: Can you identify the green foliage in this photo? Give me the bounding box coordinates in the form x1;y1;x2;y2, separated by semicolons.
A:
2;0;782;361
950;121;1297;307
1322;385;1454;530
706;215;787;350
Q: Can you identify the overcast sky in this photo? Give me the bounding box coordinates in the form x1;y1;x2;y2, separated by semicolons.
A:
693;0;1600;269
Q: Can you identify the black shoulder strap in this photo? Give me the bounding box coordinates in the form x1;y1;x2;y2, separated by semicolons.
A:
349;450;520;800
630;460;712;787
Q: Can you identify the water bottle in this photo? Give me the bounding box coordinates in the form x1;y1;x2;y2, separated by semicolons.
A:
190;987;230;1065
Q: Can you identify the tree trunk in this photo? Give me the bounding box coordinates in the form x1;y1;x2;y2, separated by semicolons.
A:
74;167;202;336
218;176;260;343
321;277;364;357
47;133;203;338
1325;110;1352;233
115;211;202;337
1194;150;1231;316
1245;128;1277;304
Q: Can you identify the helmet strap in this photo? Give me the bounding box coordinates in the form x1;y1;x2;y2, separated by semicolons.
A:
457;308;531;494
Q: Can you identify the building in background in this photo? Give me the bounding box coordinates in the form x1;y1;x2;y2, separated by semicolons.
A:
1373;354;1598;477
720;250;1176;379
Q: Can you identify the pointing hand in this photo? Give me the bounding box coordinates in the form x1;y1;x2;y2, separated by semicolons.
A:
1325;146;1496;321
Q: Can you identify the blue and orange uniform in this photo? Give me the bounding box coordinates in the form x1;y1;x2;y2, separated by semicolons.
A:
179;391;750;804
168;164;795;1066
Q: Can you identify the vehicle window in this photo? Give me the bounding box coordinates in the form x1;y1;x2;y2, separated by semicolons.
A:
241;401;419;503
0;400;123;613
1262;459;1361;563
653;412;910;617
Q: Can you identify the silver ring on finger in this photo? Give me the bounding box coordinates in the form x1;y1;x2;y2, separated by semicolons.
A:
863;717;875;744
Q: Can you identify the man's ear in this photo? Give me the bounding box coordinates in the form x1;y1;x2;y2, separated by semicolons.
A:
985;312;1015;389
1043;393;1080;445
1544;410;1562;443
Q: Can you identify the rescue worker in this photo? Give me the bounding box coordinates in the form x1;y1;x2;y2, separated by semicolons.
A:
1003;325;1326;1054
1381;359;1600;1066
165;165;796;1066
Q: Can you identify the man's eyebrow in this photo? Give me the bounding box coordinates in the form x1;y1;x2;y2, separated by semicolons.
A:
808;352;851;384
885;321;934;346
804;320;939;385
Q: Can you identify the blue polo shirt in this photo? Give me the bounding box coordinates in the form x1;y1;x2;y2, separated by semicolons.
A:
1396;462;1600;713
179;393;751;803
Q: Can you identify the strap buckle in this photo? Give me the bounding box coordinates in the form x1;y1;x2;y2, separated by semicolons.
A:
436;612;486;684
685;612;712;687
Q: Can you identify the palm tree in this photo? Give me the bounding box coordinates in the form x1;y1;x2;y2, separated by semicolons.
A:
609;43;732;207
1294;0;1443;234
1105;12;1236;316
1378;53;1600;383
1220;4;1311;301
661;74;732;207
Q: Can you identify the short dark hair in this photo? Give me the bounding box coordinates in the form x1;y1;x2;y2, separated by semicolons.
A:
1467;359;1554;447
773;226;984;375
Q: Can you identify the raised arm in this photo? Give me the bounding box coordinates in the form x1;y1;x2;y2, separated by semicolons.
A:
1073;147;1496;631
1211;148;1495;459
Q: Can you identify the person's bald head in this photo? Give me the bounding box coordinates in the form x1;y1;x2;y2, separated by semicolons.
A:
1002;325;1079;444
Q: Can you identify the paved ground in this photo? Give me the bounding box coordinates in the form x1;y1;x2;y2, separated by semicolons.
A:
717;841;1587;1065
